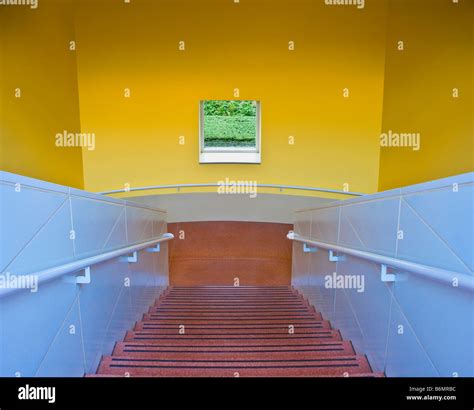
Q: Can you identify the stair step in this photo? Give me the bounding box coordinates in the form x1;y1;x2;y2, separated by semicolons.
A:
87;372;384;378
136;320;327;328
97;355;372;377
144;312;320;319
154;305;312;310
158;300;306;306
142;313;324;323
149;307;316;315
168;287;296;292
122;333;344;345
94;285;380;378
124;330;342;343
110;350;352;361
170;286;293;289
160;297;304;302
155;301;309;307
113;340;355;358
164;294;299;299
167;290;297;294
164;288;301;295
127;328;338;339
134;321;331;333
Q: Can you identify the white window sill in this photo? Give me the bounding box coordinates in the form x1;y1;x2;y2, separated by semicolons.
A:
199;151;261;164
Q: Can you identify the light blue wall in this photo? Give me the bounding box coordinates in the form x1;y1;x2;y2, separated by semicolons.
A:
292;172;474;377
0;171;169;377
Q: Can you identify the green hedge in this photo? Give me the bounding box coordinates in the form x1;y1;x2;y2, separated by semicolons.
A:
204;115;256;142
203;100;256;117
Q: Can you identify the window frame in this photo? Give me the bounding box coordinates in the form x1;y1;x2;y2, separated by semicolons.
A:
199;100;261;164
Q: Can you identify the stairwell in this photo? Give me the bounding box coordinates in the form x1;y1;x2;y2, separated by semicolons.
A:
92;286;383;377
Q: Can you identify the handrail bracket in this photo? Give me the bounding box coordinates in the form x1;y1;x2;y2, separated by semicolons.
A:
381;264;395;283
329;250;345;262
76;266;91;285
303;243;317;253
147;244;161;253
121;251;138;263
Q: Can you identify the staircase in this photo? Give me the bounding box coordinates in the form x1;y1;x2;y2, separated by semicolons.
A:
94;286;382;377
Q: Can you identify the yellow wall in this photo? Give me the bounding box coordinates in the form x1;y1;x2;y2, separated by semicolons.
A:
74;0;388;194
2;1;471;194
0;0;84;188
378;0;473;191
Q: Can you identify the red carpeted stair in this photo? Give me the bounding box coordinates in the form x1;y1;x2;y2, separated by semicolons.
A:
93;286;382;377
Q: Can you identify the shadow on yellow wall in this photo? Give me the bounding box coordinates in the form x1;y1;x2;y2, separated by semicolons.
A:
378;0;473;190
0;0;84;189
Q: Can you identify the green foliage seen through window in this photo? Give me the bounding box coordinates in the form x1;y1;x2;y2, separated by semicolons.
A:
202;100;258;148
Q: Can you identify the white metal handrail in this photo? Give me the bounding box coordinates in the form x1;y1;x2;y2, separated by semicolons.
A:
287;231;474;292
0;233;174;298
98;183;364;197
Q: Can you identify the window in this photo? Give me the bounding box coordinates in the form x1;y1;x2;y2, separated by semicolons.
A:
199;100;261;163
